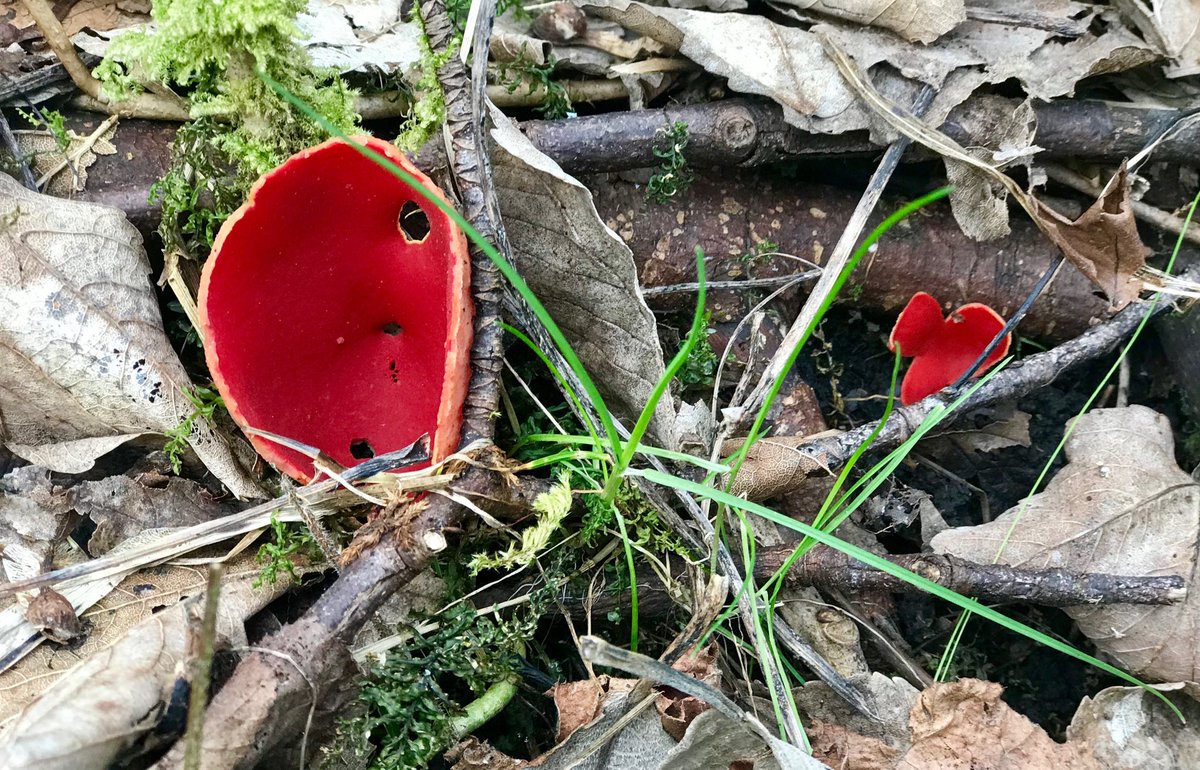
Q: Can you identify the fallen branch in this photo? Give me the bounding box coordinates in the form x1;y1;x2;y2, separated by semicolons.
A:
758;547;1186;607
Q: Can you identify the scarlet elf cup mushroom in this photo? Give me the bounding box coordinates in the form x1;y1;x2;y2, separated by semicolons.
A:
198;137;472;481
888;292;1009;406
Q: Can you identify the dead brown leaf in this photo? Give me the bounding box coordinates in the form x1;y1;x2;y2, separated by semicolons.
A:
1031;164;1149;311
550;676;631;743
932;406;1200;683
809;721;898;770
0;175;261;498
897;679;1098;770
721;435;832;502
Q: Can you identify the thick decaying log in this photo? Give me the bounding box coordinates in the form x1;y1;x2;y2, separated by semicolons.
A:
519;96;1200;172
71;116;1116;340
589;168;1113;340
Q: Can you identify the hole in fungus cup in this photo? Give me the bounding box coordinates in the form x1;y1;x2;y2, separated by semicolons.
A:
198;137;472;481
888;292;1009;406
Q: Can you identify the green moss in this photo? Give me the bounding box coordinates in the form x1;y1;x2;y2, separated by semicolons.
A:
352;602;541;769
95;0;359;254
395;6;453;153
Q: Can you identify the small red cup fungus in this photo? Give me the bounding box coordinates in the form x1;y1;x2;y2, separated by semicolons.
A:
198;136;472;481
887;292;1009;405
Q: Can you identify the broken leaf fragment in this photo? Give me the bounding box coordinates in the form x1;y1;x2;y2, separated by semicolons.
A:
0;175;261;499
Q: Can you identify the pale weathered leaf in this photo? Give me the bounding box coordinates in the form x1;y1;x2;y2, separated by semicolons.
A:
897;679;1098;769
0;175;261;498
488;103;676;448
932;406;1200;682
0;554;284;769
1113;0;1200;77
580;0;858;126
944;97;1040;240
1067;683;1200;769
296;0;422;75
774;0;965;44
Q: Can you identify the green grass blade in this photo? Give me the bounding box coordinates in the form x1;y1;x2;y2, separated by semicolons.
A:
258;70;624;459
634;469;1183;721
605;247;708;499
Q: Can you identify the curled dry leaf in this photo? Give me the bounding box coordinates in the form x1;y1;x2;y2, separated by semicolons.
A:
720;435;832;502
0;554;288;769
932;406;1200;682
0;175;261;498
488;103;676;448
897;679;1097;769
1067;683;1200;769
1030;163;1148;311
773;0;965;44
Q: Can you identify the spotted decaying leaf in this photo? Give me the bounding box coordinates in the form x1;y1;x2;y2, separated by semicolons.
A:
932;406;1200;683
772;0;965;44
0;175;261;498
0;554;286;770
488;103;676;449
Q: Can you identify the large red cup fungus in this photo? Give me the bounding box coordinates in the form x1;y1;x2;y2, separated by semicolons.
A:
888;292;1009;406
198;137;472;481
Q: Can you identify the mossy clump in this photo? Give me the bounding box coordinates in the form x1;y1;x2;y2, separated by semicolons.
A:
96;0;357;177
95;0;359;255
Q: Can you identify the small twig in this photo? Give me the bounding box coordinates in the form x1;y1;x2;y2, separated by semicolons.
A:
0;436;435;597
183;564;223;770
0;110;37;190
641;271;820;297
1117;356;1131;408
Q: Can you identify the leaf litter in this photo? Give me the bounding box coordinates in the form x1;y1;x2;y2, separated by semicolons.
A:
6;0;1200;766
